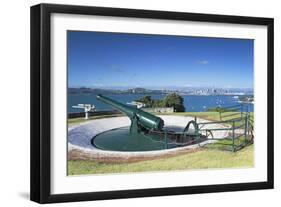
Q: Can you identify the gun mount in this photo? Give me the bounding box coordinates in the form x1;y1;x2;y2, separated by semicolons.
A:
96;94;164;134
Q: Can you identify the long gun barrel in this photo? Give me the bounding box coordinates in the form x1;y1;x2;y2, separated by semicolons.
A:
96;94;164;131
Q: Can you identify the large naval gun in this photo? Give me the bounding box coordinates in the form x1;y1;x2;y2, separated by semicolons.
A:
96;94;164;134
94;95;253;151
95;94;211;149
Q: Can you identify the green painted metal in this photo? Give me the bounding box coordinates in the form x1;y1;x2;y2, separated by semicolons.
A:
164;130;168;149
232;121;235;152
220;112;242;119
97;94;164;133
197;104;253;152
183;119;198;133
244;114;248;145
195;117;200;146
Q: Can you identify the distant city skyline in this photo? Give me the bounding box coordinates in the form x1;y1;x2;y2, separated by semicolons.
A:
69;85;253;90
68;31;254;89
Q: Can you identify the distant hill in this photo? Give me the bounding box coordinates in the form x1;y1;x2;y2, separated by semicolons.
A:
68;87;166;95
68;87;254;96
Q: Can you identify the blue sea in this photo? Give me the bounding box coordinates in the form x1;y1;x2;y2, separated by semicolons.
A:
68;94;253;113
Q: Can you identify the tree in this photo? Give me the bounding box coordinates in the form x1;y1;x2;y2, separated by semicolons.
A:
136;95;153;107
135;93;185;112
163;93;185;112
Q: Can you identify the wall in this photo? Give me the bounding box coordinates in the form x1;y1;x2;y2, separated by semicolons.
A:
68;110;122;118
142;107;174;113
0;0;279;207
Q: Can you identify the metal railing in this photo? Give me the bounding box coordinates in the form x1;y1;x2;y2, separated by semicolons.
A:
197;115;252;151
148;104;254;152
198;104;254;152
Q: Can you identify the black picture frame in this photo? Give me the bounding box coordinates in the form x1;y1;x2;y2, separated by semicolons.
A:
30;3;274;204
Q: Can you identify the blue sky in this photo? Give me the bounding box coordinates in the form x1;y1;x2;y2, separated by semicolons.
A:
68;31;254;89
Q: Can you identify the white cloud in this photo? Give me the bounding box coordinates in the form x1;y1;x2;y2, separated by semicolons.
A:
197;60;209;64
92;83;104;87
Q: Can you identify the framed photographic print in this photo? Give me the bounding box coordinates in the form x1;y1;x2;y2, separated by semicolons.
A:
30;3;274;203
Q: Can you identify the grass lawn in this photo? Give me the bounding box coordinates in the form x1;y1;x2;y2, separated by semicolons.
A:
67;111;254;175
68;145;253;175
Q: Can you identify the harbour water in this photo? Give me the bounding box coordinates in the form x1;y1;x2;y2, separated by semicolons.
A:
68;93;253;113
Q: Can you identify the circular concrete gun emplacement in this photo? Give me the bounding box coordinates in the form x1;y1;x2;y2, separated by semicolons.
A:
68;116;230;162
